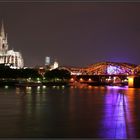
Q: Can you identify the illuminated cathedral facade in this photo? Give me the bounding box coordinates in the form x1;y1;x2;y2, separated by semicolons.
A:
0;22;24;68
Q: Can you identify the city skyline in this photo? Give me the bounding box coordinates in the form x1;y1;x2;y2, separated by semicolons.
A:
0;2;140;67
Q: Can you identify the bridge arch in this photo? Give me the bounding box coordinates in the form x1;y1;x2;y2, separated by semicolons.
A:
84;62;136;75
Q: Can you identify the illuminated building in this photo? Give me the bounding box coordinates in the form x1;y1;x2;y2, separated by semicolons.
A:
0;21;24;68
44;56;59;70
45;56;50;66
50;60;59;70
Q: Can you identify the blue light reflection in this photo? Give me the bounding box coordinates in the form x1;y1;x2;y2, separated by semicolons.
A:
99;86;135;138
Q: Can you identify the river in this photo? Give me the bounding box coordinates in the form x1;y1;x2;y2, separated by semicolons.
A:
0;85;139;138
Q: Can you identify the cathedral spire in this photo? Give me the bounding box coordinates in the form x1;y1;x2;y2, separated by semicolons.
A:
1;20;5;38
5;33;8;42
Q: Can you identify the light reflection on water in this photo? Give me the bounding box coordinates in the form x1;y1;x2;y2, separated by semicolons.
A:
100;86;128;138
0;85;139;138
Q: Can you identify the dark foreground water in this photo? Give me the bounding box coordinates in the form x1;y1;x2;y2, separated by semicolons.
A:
0;85;140;138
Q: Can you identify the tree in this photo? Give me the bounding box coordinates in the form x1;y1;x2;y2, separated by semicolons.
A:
44;68;71;81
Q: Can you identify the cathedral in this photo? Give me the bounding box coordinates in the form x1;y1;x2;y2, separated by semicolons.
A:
0;22;24;68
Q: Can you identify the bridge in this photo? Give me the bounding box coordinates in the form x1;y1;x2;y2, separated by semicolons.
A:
70;74;128;86
62;62;137;75
61;62;140;87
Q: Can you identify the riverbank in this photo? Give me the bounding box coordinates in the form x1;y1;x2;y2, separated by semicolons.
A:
0;79;128;88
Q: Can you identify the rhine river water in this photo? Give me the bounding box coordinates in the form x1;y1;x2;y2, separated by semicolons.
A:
0;85;140;138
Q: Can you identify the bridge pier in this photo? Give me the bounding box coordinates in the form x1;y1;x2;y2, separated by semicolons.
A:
128;76;140;88
128;76;134;88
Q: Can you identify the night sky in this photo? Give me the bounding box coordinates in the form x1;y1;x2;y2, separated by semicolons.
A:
0;2;140;67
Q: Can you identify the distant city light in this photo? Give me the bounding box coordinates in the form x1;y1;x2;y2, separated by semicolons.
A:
26;86;32;93
4;85;8;89
88;78;92;82
37;86;41;90
70;78;74;82
80;78;84;82
42;85;46;89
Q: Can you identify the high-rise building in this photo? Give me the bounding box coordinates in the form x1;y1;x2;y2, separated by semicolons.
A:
45;56;50;66
0;21;24;68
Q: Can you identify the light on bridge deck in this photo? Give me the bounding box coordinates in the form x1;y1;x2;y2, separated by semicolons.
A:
88;78;92;82
80;78;84;82
70;78;74;82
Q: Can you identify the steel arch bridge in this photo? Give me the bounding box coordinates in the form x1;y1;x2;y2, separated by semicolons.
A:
65;62;137;75
84;62;136;75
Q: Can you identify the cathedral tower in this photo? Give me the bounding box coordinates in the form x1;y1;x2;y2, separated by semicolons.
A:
0;21;24;68
0;21;8;54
